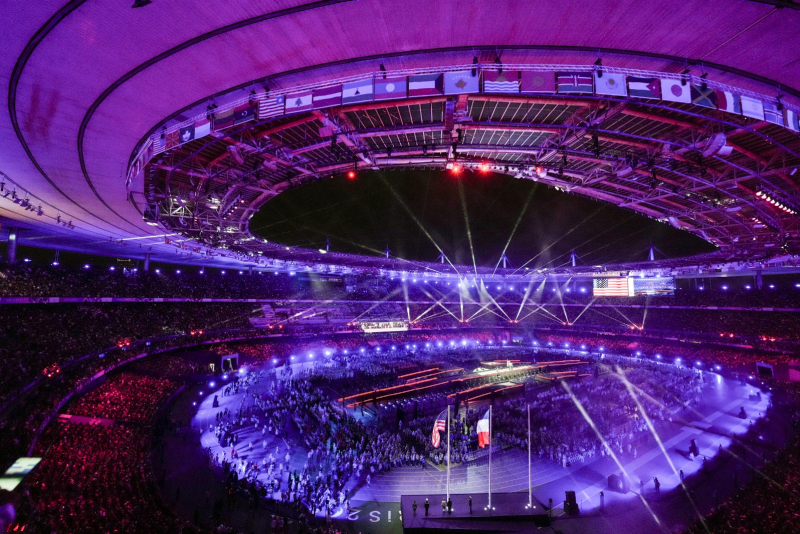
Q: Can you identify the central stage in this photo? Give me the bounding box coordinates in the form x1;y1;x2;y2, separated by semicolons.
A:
400;492;549;532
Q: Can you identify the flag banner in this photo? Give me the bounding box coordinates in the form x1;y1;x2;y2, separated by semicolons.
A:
556;72;593;93
214;108;235;130
153;135;166;155
178;123;195;144
763;101;784;126
234;103;256;125
194;119;211;139
477;409;491;448
483;70;519;93
660;79;692;103
593;72;626;96
690;84;718;109
342;78;374;104
408;73;444;97
785;109;800;132
313;84;343;108
520;71;555;93
741;96;765;120
444;70;479;95
285;90;313;113
716;90;741;114
374;76;407;100
165;129;180;149
258;95;285;119
432;409;447;448
592;277;633;297
627;77;661;99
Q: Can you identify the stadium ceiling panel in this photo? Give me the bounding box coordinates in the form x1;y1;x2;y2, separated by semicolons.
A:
1;0;800;274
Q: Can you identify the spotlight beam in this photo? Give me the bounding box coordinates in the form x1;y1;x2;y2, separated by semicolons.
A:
492;188;534;275
613;366;709;532
561;381;668;533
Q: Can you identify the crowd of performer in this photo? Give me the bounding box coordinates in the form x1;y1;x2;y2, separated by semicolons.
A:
199;343;708;519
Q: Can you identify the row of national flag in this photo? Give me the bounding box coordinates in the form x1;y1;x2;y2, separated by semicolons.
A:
431;408;491;449
154;69;799;153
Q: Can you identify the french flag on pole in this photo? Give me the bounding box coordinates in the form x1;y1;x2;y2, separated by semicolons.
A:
477;409;491;448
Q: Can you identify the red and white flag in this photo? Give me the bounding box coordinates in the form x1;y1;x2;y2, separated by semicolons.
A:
477;408;491;448
432;409;447;448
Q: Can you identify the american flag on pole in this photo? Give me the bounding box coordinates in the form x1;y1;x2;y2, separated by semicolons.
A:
432;409;447;448
593;278;631;297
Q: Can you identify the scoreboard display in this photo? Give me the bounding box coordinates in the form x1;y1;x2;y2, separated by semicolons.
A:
593;277;675;297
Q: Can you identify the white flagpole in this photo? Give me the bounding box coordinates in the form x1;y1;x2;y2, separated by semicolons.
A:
528;403;532;508
447;404;451;502
488;404;492;510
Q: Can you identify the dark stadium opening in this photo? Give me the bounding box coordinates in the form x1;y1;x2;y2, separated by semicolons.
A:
250;169;715;267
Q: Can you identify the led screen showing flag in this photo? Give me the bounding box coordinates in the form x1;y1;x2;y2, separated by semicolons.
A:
660;79;692;103
627;77;661;99
785;109;800;132
285;90;313;113
233;103;256;125
477;409;491;448
593;72;626;96
741;95;764;120
592;277;633;297
179;123;195;144
408;73;444;97
194;119;211;139
632;277;676;296
214;108;235;130
556;72;593;93
342;78;373;104
431;409;447;448
374;76;407;100
258;95;285;119
763;101;784;126
520;71;555;93
716;90;741;114
690;84;717;109
165;129;180;149
313;84;343;109
444;70;479;95
483;70;519;93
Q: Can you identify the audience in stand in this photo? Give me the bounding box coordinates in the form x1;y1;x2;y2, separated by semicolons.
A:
66;373;175;422
683;384;800;534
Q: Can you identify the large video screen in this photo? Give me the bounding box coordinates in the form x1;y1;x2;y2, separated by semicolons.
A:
592;277;675;297
632;277;676;296
592;277;633;297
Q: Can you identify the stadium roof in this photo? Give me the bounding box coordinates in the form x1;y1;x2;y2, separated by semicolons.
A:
2;0;800;275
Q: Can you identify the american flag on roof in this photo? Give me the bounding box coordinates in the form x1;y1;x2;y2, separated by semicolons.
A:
431;409;447;448
593;277;632;297
152;135;166;155
258;95;285;119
